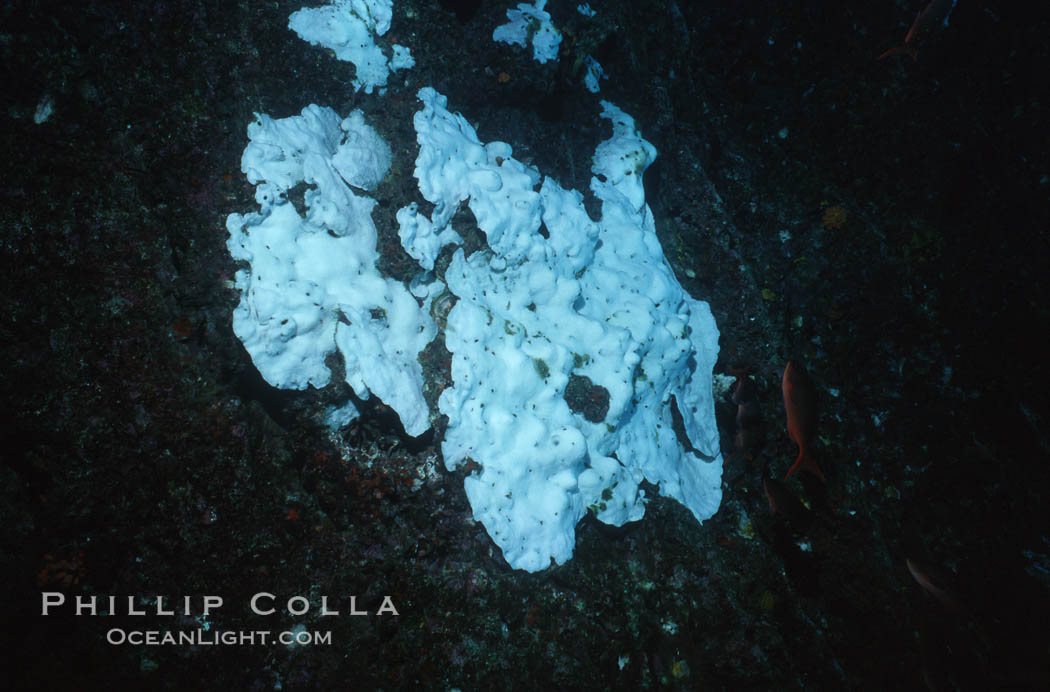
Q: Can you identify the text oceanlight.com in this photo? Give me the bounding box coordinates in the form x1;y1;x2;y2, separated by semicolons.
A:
106;628;331;646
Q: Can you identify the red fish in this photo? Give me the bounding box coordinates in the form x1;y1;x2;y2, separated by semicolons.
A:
728;367;764;463
763;476;811;526
879;0;959;61
906;557;969;618
782;361;825;482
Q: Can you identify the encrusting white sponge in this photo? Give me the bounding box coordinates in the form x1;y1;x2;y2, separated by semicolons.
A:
227;105;436;437
404;89;723;571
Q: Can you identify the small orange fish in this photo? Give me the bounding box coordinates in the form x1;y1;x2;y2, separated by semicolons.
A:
782;361;825;482
763;476;811;526
729;367;764;463
906;557;969;618
879;0;958;61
